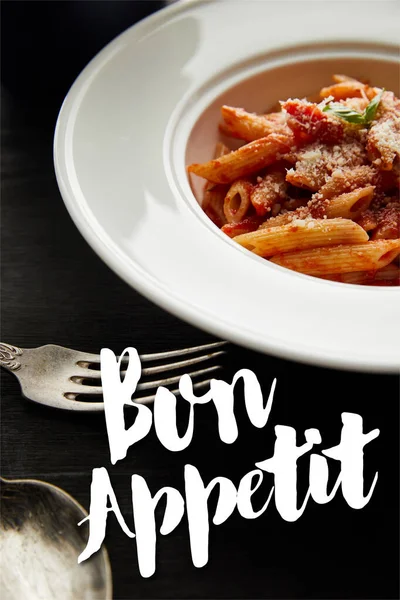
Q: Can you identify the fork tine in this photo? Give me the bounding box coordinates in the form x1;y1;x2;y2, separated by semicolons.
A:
74;341;227;367
74;353;101;365
72;366;102;379
62;376;214;410
65;370;217;403
68;364;222;397
129;350;225;377
74;351;225;380
64;383;102;396
137;364;221;391
134;379;213;405
70;364;221;386
139;341;227;362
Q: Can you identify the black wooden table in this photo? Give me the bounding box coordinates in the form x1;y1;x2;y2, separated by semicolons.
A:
1;2;399;599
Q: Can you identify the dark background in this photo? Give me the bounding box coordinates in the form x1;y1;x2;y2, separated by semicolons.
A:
1;2;399;599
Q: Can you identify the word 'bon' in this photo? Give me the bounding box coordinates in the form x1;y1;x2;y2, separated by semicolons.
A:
78;348;380;578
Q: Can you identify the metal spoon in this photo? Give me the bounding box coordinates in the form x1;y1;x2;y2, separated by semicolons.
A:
0;476;112;599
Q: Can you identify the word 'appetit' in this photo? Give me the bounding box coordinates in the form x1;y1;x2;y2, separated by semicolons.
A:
78;348;379;578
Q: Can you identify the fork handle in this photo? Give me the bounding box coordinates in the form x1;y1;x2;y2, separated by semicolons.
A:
0;343;23;371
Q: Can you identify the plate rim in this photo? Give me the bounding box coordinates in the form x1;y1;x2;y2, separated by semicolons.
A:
54;0;400;374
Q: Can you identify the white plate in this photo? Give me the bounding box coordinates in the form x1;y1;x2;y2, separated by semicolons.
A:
54;0;400;373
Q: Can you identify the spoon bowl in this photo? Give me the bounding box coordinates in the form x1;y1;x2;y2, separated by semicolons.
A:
0;476;112;600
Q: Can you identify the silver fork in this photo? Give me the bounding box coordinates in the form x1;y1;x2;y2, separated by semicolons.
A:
0;341;226;411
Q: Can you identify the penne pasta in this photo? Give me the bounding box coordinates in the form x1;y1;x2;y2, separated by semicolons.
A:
203;184;229;227
211;141;231;161
332;74;363;83
370;205;400;240
250;170;287;216
221;215;264;238
220;106;288;142
189;75;400;285
224;179;253;223
319;263;400;285
258;212;295;230
281;98;344;145
188;133;293;184
339;264;400;285
203;141;231;196
233;218;368;258
325;186;375;219
319;80;372;101
285;140;367;192
270;239;400;275
315;165;377;200
357;210;378;233
282;198;309;211
357;204;400;239
202;142;231;226
366;91;400;170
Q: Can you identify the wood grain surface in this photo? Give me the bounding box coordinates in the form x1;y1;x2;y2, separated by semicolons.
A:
1;2;399;599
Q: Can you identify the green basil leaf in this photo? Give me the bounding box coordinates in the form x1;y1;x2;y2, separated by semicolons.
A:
322;103;365;124
322;89;384;127
364;89;385;123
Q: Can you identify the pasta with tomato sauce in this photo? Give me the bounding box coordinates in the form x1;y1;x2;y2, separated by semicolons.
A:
188;75;400;286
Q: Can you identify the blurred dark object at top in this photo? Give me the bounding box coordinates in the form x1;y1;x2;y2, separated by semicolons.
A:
1;1;165;131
